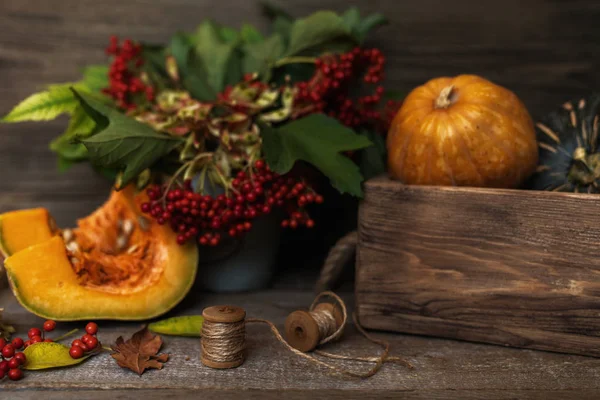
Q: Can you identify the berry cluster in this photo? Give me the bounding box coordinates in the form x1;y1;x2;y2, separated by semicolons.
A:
103;36;154;111
142;160;323;246
294;47;397;130
0;320;102;381
0;319;59;381
69;322;100;359
0;337;26;381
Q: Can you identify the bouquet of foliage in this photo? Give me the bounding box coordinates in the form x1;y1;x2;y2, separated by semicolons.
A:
2;4;398;248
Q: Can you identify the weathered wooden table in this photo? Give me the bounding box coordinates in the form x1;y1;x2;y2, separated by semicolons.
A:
2;0;600;398
2;287;600;399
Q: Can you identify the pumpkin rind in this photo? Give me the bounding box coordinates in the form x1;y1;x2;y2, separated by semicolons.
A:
387;75;538;188
530;94;600;193
2;187;198;321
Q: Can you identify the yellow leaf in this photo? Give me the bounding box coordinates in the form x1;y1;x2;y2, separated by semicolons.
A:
23;342;94;370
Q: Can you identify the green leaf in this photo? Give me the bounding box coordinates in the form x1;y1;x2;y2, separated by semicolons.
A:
261;1;293;21
260;114;372;196
2;84;80;123
340;8;388;44
220;26;240;43
57;156;75;172
81;65;109;92
73;90;182;188
285;11;352;56
148;316;204;337
243;34;285;79
23;342;94;370
240;24;264;44
141;44;172;92
359;130;386;180
50;105;97;161
273;16;293;45
354;13;388;43
194;21;237;93
224;48;244;87
342;7;361;32
170;34;216;102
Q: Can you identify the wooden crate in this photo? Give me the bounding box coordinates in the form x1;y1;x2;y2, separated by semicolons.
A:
356;176;600;357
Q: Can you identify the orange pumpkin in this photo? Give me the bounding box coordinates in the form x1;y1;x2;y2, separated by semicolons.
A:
387;75;538;188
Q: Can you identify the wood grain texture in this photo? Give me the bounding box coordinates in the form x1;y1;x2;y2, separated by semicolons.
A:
356;176;600;357
3;288;600;399
1;0;600;224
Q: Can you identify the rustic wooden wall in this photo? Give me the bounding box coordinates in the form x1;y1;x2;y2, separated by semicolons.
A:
0;0;598;279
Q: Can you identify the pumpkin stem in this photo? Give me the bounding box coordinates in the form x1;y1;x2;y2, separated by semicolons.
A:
434;85;457;109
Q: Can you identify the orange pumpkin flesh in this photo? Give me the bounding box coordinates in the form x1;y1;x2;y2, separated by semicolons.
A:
0;208;57;257
387;75;538;188
3;186;198;320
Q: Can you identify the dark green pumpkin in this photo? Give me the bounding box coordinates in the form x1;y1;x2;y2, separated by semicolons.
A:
531;94;600;193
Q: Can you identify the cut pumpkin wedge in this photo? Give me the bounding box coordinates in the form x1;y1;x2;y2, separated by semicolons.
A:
2;186;198;321
0;208;57;257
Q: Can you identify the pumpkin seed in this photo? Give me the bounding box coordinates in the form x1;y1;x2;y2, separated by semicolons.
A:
122;219;134;236
116;235;128;251
65;241;79;253
62;229;73;242
126;244;139;254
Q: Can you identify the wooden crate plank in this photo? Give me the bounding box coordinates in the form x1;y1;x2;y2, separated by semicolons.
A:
357;176;600;356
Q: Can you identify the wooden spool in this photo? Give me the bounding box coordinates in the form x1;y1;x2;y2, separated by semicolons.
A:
201;305;246;369
284;303;344;352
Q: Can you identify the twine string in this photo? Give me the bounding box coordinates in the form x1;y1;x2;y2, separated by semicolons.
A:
201;291;413;378
201;318;245;365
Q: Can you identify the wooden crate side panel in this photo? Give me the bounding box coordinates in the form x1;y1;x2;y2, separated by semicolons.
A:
356;178;600;355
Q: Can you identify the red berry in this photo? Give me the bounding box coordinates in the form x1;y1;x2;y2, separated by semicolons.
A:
0;360;8;372
23;340;31;349
85;322;99;335
306;219;315;228
28;328;41;339
8;368;23;381
44;339;53;343
0;369;4;379
315;195;324;204
43;320;57;332
14;352;26;365
31;335;43;344
0;338;5;349
8;358;20;369
290;220;298;229
2;344;15;358
69;346;84;359
11;338;24;349
72;339;88;351
254;159;265;169
82;334;98;349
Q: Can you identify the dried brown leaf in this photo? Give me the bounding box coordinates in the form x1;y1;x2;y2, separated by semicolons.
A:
110;326;169;375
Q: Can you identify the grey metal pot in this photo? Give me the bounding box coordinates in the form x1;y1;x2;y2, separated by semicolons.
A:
192;175;281;292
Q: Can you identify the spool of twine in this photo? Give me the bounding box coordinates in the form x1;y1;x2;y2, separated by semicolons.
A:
201;305;246;369
200;291;413;378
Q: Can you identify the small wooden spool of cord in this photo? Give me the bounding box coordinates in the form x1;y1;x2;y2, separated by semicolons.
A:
200;292;412;377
